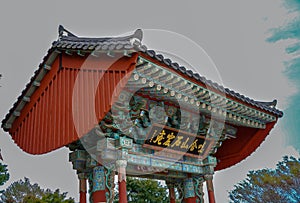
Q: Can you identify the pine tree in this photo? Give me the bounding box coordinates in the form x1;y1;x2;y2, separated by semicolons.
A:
229;156;300;203
1;178;74;203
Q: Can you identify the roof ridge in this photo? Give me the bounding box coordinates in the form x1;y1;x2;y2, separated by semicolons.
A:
58;25;143;43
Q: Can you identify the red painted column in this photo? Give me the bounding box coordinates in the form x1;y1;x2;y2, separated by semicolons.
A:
117;160;128;203
169;188;176;203
184;197;197;203
79;191;86;203
166;182;176;203
92;166;107;203
205;175;216;203
78;174;87;203
92;190;107;203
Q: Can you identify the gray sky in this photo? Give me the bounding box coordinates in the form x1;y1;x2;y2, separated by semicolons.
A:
0;0;299;202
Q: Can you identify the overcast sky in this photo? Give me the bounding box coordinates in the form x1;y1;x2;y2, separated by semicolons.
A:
0;0;299;202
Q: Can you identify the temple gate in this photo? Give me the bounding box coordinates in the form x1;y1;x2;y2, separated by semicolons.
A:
2;26;283;203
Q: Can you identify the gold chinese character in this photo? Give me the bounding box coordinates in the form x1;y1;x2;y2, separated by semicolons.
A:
149;130;158;143
171;136;183;147
180;137;190;149
153;130;166;145
198;142;206;153
197;144;203;153
189;139;198;151
163;132;176;147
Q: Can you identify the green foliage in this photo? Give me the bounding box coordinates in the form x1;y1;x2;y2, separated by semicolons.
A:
1;177;45;202
22;195;43;203
40;189;74;203
0;163;9;187
114;177;168;203
229;156;300;203
0;177;74;203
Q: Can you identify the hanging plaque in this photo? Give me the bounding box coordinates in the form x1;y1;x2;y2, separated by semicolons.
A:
143;123;214;158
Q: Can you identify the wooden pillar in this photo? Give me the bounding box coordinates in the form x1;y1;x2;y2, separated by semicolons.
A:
117;160;128;203
205;175;216;203
183;178;197;203
166;182;176;203
92;166;107;203
115;137;132;203
78;173;87;203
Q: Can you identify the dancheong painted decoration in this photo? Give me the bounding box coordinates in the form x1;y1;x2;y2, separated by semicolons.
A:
2;26;283;203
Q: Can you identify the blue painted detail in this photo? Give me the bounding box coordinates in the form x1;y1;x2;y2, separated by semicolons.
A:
127;154;151;165
93;166;106;192
127;153;208;173
168;162;182;171
72;160;86;171
203;156;217;165
184;178;195;198
182;164;203;173
151;159;172;169
117;136;133;149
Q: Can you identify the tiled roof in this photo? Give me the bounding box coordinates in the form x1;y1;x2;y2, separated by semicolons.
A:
57;26;283;117
53;25;146;52
1;26;283;130
141;49;283;117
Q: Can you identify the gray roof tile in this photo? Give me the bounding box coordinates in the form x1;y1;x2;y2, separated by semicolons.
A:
171;63;179;70
186;70;193;77
178;66;186;73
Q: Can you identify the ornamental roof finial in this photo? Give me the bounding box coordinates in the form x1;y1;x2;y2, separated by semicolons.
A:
58;25;77;38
